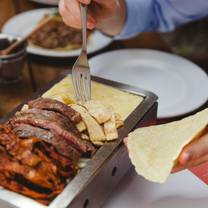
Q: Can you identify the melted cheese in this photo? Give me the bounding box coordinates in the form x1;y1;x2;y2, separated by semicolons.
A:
43;76;143;120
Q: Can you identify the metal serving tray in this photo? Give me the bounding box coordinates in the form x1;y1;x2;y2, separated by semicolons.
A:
0;73;158;208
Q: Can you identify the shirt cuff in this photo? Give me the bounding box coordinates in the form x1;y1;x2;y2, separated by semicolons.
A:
115;0;154;40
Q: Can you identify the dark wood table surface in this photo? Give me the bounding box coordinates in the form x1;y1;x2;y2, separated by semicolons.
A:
0;0;207;122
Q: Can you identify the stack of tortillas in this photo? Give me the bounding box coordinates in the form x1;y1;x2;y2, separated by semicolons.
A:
127;108;208;183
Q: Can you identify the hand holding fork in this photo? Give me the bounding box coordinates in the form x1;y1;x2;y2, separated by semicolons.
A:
71;3;91;103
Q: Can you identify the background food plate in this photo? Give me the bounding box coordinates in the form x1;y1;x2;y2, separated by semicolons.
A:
2;8;113;57
89;49;208;119
28;0;59;5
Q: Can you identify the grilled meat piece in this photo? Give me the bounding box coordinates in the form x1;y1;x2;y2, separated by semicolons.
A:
0;125;77;178
0;146;64;204
0;155;60;190
16;108;81;137
33;142;77;179
0;127;71;180
0;172;55;205
12;123;54;140
28;97;82;124
0;124;78;204
29;17;82;49
12;123;81;162
9;109;96;155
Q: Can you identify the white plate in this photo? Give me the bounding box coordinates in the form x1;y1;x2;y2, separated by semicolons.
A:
89;49;208;118
2;8;113;57
28;0;59;5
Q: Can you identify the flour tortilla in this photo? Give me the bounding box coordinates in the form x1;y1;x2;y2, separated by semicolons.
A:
84;100;112;124
127;108;208;183
70;104;106;142
104;114;118;141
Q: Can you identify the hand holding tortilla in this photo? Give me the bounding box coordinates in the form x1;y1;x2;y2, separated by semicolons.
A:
125;108;208;183
173;129;208;172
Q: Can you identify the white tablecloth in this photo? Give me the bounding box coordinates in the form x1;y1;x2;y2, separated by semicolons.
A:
103;169;208;208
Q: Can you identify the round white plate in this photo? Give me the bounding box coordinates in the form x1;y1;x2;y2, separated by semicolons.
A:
2;8;113;57
89;49;208;118
28;0;59;5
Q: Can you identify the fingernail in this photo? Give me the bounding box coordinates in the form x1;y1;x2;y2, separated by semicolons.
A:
183;152;192;163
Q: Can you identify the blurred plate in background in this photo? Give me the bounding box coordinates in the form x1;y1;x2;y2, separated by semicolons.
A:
90;49;208;119
2;8;112;57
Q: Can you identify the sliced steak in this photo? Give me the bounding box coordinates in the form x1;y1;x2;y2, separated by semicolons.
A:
9;111;96;155
12;123;54;141
34;144;75;180
0;124;77;204
28;97;82;124
0;138;64;192
29;18;82;50
12;123;81;162
0;125;77;177
18;108;81;137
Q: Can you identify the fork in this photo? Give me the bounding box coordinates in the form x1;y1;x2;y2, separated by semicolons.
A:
71;4;91;104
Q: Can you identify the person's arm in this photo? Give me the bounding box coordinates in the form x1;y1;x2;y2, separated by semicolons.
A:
59;0;208;39
59;0;126;36
117;0;208;39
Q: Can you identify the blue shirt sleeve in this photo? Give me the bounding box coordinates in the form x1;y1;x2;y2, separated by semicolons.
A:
116;0;208;39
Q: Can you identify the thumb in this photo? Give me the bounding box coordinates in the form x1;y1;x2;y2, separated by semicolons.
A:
179;131;208;165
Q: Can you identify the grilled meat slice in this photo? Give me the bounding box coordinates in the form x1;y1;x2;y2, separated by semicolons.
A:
0;145;63;191
16;108;82;138
9;110;96;155
0;172;56;205
12;123;81;162
29;17;82;49
28;97;82;124
0;137;63;188
0;157;59;190
0;133;42;167
12;123;54;141
0;125;76;204
0;125;77;177
33;142;77;179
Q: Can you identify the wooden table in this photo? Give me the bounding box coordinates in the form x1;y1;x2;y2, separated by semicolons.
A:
0;0;207;120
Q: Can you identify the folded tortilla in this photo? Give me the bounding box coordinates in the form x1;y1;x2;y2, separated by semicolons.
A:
127;108;208;183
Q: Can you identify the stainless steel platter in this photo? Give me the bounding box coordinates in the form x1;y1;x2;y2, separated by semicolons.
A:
0;72;158;208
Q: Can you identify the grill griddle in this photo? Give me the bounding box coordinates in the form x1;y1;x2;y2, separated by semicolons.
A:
0;73;158;208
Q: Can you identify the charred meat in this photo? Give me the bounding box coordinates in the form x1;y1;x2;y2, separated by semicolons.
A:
28;98;82;124
0;125;77;204
0;97;101;205
9;109;95;155
29;16;83;50
12;123;81;162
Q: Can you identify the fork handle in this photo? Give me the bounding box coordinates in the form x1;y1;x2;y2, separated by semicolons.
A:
80;3;87;52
